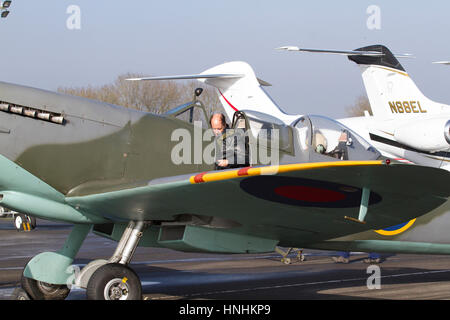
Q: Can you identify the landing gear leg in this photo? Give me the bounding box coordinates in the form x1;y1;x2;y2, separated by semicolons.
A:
85;221;147;300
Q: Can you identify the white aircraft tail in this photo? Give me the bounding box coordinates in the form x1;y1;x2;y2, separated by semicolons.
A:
348;45;450;119
201;61;290;121
128;61;289;122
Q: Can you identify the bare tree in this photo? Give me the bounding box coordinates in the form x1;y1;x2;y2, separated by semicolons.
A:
58;73;222;116
345;94;373;117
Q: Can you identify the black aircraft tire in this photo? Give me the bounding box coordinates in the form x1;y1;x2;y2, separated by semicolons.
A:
86;263;142;300
21;275;71;300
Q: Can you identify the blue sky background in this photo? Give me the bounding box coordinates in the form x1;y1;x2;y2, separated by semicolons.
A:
1;0;449;118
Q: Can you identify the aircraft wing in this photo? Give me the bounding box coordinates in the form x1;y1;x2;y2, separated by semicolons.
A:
126;73;272;86
433;61;450;65
65;160;450;244
126;74;244;81
276;46;414;58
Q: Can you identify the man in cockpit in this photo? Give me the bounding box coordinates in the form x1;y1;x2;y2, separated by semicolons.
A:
314;130;350;160
210;113;249;170
327;130;350;160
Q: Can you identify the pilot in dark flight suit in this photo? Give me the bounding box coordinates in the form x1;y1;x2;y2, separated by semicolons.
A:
327;130;350;160
210;113;249;170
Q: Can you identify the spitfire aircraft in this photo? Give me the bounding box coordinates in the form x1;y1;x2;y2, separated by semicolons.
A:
0;62;448;300
277;44;450;170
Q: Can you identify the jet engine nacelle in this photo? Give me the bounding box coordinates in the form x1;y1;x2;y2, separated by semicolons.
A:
394;118;450;152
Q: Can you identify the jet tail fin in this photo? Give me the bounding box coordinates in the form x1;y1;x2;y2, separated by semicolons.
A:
277;44;450;119
347;45;450;119
127;61;287;122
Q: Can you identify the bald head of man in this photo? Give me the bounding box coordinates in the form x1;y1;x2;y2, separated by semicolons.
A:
210;113;228;136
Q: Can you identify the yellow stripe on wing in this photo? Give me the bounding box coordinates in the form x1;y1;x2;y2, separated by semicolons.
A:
189;160;384;184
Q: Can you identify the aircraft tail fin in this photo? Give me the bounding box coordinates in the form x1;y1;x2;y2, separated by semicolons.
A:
348;45;450;119
277;44;450;119
128;61;288;122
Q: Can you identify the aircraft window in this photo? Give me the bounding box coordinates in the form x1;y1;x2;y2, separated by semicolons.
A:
235;118;246;129
248;118;264;138
294;117;312;151
308;115;381;160
247;117;293;153
231;111;249;130
243;110;285;125
168;103;209;129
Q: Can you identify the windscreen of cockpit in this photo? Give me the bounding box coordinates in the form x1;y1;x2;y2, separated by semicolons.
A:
244;110;293;153
294;115;381;160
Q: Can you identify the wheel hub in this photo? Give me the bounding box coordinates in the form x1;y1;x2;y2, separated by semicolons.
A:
104;278;130;300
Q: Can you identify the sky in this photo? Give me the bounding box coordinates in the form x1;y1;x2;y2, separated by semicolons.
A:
1;0;449;118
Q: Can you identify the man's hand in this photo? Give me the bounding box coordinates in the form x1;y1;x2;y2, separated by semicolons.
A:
338;132;348;142
217;159;229;167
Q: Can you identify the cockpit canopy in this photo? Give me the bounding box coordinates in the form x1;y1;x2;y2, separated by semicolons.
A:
293;115;381;160
234;111;381;161
232;110;294;153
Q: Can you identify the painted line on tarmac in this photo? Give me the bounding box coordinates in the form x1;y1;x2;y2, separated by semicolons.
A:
0;267;23;270
0;255;34;262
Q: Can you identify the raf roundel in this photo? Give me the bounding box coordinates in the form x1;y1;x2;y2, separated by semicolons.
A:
240;176;382;208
